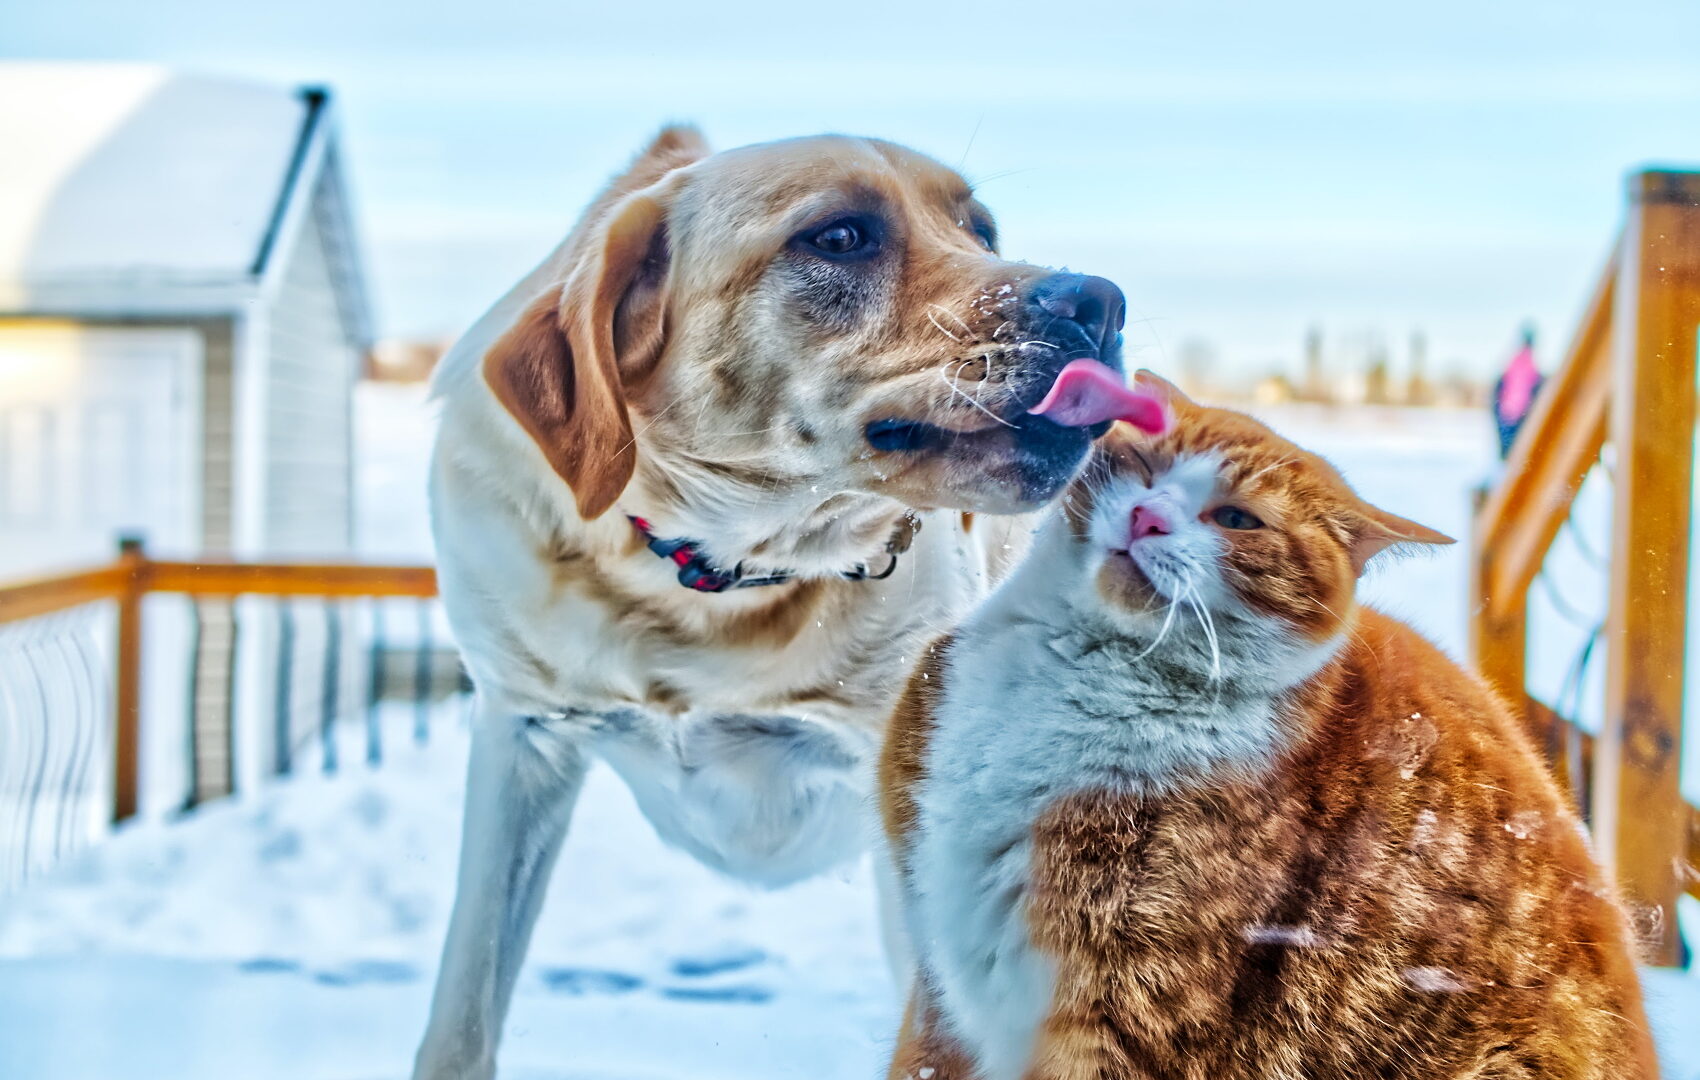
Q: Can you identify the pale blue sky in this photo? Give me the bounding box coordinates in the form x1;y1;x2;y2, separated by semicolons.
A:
5;0;1698;379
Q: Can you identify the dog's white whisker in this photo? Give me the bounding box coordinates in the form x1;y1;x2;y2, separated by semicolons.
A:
938;362;1015;429
928;303;974;339
925;307;964;343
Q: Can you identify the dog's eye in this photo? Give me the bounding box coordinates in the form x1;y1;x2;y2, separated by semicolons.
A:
808;220;871;257
970;218;997;252
1210;506;1264;530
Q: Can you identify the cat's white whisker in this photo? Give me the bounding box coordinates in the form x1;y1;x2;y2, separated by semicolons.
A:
1131;587;1182;661
1183;581;1223;682
1239;456;1299;488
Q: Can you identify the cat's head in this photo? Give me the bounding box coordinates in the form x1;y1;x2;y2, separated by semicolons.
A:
1057;371;1452;671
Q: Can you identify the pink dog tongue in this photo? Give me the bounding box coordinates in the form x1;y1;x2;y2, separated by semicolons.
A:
1028;359;1166;433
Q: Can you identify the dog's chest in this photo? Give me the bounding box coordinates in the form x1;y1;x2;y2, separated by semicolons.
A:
588;702;879;887
440;496;994;886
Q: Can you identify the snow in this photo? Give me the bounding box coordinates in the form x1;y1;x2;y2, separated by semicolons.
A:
0;717;894;1080
0;392;1695;1079
0;63;307;298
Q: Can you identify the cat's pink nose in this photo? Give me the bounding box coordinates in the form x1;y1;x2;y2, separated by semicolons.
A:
1130;504;1172;541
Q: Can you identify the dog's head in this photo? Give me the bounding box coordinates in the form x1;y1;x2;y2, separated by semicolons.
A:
484;127;1130;541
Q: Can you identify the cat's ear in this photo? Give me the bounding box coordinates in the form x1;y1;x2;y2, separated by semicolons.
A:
1348;506;1455;575
1133;369;1195;410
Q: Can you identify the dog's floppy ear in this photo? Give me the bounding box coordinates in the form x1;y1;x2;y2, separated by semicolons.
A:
483;129;705;520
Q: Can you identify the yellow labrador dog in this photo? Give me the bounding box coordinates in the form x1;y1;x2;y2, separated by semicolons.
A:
415;127;1143;1078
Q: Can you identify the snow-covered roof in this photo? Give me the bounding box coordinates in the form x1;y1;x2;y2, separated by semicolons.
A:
0;63;370;340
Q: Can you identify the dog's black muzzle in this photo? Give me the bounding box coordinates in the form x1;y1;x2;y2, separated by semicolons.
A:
865;271;1129;456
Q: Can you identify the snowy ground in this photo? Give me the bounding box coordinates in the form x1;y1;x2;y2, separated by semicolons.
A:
0;388;1695;1079
0;719;895;1080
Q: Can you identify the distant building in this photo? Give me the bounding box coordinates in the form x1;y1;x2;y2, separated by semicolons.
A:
367;338;448;383
0;63;372;573
1406;330;1435;407
1253;372;1298;405
1363;343;1393;405
1300;325;1328;403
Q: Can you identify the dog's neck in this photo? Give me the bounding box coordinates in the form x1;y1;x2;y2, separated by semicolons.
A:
617;456;909;581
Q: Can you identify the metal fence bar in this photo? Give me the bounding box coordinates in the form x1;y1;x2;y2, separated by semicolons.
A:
275;602;296;776
320;603;342;775
0;542;452;890
17;638;51;881
48;629;89;859
365;600;384;767
56;616;105;858
414;600;432;745
183;600;203;809
0;609;108;889
0;642;28;886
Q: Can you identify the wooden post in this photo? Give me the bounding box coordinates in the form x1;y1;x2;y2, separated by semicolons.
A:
1595;169;1700;966
112;535;147;824
1470;534;1528;726
1469;253;1615;756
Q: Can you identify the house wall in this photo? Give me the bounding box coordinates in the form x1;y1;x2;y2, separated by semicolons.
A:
199;320;235;550
0;319;204;570
243;179;364;785
0;318;206;826
187;317;239;805
261;179;357;556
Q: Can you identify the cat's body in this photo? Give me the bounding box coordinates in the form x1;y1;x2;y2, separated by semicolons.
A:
881;377;1658;1080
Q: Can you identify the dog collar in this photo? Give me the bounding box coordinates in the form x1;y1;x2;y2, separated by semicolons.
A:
626;514;912;594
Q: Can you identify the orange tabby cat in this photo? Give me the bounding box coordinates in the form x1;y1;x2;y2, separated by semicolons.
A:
879;373;1658;1080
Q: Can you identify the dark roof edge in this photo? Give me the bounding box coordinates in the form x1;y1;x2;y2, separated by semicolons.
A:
251;86;327;278
249;85;375;347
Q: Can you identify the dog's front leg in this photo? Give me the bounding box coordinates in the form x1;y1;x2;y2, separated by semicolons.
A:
414;704;587;1080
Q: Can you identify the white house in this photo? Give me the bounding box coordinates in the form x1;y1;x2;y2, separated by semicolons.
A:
0;62;372;574
0;64;375;810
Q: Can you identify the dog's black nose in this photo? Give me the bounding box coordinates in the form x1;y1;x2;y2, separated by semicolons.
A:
1031;273;1126;355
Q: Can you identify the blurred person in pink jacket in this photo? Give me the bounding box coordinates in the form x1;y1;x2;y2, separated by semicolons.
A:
1495;324;1544;457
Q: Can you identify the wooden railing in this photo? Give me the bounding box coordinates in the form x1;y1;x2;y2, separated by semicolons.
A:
1471;169;1700;966
0;536;438;825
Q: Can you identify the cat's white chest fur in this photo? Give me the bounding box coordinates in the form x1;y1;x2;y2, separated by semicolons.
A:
905;521;1320;1080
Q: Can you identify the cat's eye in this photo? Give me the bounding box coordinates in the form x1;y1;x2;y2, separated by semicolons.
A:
1211;505;1264;530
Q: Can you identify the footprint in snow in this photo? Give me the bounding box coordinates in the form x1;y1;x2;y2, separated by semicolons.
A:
538;967;645;995
311;959;420;986
659;985;774;1004
668;946;768;978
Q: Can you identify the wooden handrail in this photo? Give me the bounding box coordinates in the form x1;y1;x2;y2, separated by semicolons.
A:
0;564;128;624
1475;260;1616;620
1594;171;1700;965
146;560;437;598
0;539;440;826
1470;260;1614;704
1471;168;1700;965
0;554;438;625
